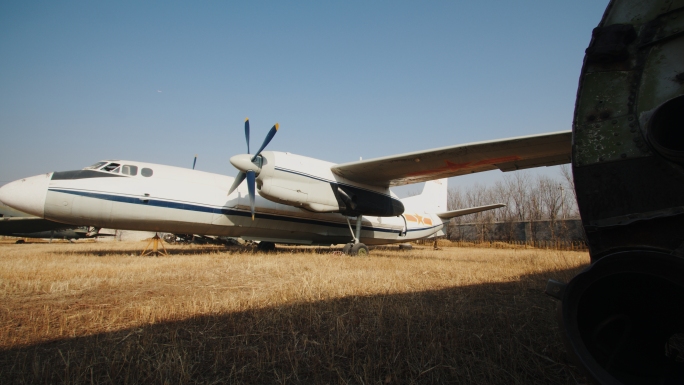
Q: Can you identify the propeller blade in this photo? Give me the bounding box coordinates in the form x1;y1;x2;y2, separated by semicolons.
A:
246;170;256;220
227;171;246;196
192;155;197;170
251;123;279;161
245;118;251;154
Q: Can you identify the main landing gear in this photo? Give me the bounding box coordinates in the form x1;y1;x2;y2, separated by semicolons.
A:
344;216;369;256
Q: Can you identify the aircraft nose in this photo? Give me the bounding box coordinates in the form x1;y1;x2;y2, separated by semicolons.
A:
0;173;52;218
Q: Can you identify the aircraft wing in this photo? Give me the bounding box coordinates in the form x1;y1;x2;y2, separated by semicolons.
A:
331;130;571;187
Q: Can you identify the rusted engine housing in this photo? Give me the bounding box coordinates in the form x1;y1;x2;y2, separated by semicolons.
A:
560;1;684;384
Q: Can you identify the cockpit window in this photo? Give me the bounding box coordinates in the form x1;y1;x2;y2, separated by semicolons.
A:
84;161;107;170
141;168;153;177
122;165;138;176
101;163;121;172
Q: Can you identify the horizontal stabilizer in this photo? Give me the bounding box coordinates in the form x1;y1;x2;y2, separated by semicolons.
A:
436;203;505;220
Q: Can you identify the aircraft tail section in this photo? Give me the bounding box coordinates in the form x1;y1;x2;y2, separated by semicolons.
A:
400;178;448;214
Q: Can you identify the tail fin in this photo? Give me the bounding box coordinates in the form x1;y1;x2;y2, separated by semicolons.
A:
400;178;448;213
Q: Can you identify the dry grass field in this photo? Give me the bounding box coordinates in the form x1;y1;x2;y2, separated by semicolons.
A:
0;240;591;384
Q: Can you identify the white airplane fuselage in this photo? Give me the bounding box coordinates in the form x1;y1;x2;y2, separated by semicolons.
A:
1;154;445;246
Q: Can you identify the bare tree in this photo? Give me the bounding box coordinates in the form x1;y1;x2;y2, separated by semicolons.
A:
447;187;466;240
505;171;531;222
492;180;516;241
446;166;582;243
466;184;501;242
559;164;580;219
537;175;563;240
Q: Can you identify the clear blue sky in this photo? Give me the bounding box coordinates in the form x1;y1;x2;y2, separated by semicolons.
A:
0;1;609;190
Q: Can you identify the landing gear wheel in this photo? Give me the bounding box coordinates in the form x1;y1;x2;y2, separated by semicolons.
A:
350;243;369;256
257;241;276;252
342;243;353;255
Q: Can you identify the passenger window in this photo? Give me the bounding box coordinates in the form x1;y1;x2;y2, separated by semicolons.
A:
122;165;138;176
101;163;121;172
141;168;153;177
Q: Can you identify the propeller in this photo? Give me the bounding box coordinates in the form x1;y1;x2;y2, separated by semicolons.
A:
227;118;280;220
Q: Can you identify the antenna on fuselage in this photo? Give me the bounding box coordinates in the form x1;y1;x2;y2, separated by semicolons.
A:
192;155;198;170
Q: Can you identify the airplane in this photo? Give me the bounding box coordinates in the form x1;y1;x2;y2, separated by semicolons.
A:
0;122;570;255
0;202;110;242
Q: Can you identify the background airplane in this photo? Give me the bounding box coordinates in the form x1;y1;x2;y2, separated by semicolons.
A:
0;125;570;254
0;202;109;242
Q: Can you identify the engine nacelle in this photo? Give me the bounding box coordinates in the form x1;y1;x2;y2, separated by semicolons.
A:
258;178;340;213
255;151;404;216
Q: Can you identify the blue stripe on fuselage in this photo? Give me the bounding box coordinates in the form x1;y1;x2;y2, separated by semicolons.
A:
48;188;440;234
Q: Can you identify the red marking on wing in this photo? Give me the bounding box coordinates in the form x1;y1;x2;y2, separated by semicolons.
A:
471;155;520;167
407;156;522;177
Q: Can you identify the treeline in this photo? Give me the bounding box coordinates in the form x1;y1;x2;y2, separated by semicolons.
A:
447;165;581;242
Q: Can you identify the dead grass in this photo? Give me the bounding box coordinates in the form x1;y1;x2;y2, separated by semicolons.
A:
0;241;590;384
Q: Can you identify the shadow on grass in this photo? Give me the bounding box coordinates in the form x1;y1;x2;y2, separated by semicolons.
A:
0;266;589;385
51;245;404;257
50;245;249;257
24;240;450;257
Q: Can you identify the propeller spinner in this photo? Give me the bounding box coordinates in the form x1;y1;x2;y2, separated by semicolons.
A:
227;118;279;220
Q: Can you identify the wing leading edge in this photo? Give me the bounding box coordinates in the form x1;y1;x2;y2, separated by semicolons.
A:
331;130;571;187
